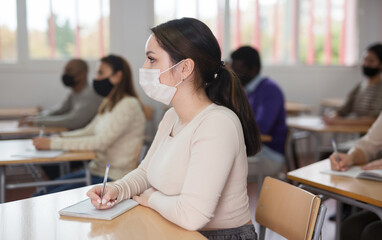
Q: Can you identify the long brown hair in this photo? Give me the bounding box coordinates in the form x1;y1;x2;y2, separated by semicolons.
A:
98;54;142;114
151;18;261;156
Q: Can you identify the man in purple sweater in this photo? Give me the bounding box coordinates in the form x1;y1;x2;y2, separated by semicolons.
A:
231;46;287;181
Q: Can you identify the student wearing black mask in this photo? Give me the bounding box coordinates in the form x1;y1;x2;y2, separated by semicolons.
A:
32;54;146;195
324;43;382;126
19;59;103;130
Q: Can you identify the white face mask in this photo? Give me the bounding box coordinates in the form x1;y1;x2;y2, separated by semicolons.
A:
139;60;184;105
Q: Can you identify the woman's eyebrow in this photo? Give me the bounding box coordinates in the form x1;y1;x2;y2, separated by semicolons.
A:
146;50;155;56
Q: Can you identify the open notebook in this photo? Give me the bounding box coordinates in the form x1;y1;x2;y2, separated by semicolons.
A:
59;198;138;220
321;166;382;182
12;149;64;158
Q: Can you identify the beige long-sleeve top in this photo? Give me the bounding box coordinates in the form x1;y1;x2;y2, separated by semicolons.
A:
50;96;145;180
113;103;251;231
350;112;382;162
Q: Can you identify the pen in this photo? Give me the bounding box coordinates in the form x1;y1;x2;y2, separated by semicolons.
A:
331;138;340;163
39;125;45;138
99;163;110;208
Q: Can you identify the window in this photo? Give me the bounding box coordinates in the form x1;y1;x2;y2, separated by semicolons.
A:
298;0;357;66
154;0;358;66
26;0;110;59
154;0;222;48
0;0;17;62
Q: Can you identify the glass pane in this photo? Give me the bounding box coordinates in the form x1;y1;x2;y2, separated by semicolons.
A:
299;0;346;65
229;0;295;65
331;0;346;65
0;0;17;62
259;0;280;64
27;0;110;59
154;0;220;47
155;0;356;66
27;0;54;59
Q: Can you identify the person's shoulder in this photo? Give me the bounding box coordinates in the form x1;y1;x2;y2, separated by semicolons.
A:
260;77;281;89
258;77;284;96
155;107;176;131
353;81;363;89
162;107;177;121
375;81;382;89
117;96;142;108
202;104;241;128
195;104;243;142
81;84;102;98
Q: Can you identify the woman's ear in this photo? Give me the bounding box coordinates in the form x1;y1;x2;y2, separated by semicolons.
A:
181;58;195;80
110;70;123;85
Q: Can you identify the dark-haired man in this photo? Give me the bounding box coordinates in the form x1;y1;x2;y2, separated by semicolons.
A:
20;59;102;130
231;46;287;181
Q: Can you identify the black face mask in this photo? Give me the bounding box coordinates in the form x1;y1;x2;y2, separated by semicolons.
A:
93;78;114;97
62;74;77;87
362;66;381;78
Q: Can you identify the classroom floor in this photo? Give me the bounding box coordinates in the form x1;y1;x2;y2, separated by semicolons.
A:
5;153;337;239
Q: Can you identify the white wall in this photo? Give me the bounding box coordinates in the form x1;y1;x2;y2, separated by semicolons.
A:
0;0;381;117
264;66;360;107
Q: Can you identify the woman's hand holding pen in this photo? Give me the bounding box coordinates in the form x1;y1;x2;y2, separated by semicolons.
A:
33;137;51;150
87;184;119;209
329;152;353;171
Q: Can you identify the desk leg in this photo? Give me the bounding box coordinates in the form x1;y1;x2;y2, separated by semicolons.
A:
0;166;5;203
335;201;342;240
312;133;321;162
84;161;91;186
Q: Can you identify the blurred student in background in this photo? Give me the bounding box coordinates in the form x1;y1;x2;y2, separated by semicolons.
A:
230;46;287;181
324;43;382;126
33;54;145;195
19;59;103;130
329;112;382;240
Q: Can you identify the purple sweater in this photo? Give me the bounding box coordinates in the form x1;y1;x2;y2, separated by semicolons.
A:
246;77;287;154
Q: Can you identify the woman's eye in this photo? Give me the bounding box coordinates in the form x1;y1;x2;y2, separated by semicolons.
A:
148;56;155;63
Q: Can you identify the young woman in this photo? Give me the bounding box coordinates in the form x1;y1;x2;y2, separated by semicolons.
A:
87;18;261;239
329;112;382;240
324;43;382;126
33;54;146;194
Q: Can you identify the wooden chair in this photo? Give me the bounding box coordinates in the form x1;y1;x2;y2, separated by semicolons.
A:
256;177;326;240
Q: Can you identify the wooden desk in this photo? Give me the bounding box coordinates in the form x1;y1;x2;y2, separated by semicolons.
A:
0;186;206;240
285;102;313;116
260;134;272;142
0;139;96;203
0;107;40;119
288;159;382;239
320;98;344;109
287;115;370;134
287;115;370;161
0;120;66;139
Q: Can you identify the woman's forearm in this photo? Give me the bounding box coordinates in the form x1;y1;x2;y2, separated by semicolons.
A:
347;147;368;166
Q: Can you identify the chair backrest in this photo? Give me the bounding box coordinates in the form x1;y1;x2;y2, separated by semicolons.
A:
255;177;324;240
